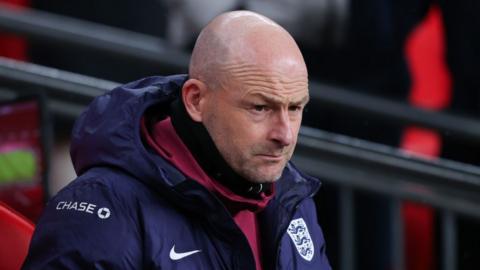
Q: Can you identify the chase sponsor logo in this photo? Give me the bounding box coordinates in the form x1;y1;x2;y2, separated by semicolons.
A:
286;218;314;261
97;207;111;219
56;201;111;219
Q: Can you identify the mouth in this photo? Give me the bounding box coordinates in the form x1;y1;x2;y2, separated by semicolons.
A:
257;154;285;162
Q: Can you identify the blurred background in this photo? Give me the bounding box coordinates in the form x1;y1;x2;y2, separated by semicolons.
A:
0;0;479;269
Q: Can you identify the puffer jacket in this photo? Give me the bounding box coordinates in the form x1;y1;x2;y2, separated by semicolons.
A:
22;75;331;269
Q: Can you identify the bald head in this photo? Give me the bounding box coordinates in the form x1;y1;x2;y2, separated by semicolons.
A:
181;11;309;183
189;11;307;89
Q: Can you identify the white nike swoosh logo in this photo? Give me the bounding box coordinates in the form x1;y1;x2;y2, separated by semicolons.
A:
169;245;201;260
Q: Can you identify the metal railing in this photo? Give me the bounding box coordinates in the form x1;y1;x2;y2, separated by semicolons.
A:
0;3;189;72
293;127;480;270
0;57;117;118
1;4;480;270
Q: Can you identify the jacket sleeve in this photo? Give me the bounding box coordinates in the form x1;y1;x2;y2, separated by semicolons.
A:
22;179;143;270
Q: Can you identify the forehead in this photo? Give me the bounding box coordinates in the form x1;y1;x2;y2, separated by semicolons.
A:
219;62;309;102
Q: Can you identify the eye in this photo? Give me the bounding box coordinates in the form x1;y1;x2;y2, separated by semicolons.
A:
253;104;269;112
289;105;303;112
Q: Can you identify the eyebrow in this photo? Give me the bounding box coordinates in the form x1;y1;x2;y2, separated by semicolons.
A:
247;92;310;106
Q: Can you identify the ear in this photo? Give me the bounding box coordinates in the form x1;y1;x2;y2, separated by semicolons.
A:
181;78;208;122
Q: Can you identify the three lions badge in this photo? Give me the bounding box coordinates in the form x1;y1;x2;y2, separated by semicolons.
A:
287;218;314;261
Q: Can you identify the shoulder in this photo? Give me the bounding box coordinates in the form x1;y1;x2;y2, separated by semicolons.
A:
53;168;141;214
49;166;180;224
23;167;176;269
39;167;155;235
23;168;146;269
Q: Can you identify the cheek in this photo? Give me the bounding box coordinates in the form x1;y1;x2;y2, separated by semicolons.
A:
227;121;256;149
206;109;246;149
223;120;267;160
237;119;269;144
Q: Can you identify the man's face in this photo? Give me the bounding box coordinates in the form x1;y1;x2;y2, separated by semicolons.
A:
201;64;309;183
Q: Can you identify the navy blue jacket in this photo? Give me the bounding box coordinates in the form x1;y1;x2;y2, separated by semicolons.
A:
22;75;331;269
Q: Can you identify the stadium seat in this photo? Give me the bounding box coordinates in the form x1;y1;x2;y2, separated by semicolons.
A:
0;202;34;270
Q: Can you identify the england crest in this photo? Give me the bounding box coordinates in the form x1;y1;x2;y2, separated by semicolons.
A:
286;218;314;261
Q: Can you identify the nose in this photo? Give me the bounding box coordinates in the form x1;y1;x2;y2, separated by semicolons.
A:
268;110;294;147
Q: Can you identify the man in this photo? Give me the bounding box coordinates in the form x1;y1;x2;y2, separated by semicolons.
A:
22;11;331;270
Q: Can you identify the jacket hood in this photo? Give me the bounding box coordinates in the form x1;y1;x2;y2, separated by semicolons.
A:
71;75;188;185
